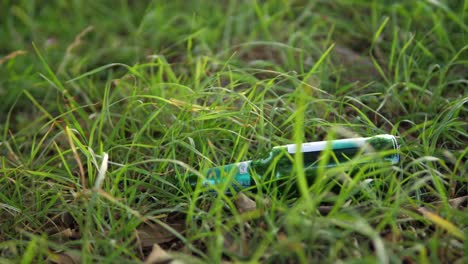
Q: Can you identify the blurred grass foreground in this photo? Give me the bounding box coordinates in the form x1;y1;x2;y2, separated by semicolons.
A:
0;1;467;263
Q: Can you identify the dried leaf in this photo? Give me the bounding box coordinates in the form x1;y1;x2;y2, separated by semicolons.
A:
65;126;86;190
137;222;185;248
168;98;210;112
0;50;27;65
61;212;76;228
448;196;468;208
417;207;465;240
49;251;81;264
49;228;79;241
65;26;94;54
144;244;171;264
382;229;401;243
223;232;250;257
58;26;94;73
235;192;256;213
428;195;468;210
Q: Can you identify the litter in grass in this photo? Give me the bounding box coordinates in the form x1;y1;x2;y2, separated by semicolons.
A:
188;134;400;191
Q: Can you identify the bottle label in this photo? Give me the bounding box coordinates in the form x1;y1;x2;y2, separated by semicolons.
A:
281;135;399;164
283;137;367;153
202;161;252;189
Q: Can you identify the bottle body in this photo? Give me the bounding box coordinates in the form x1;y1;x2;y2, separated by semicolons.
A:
188;134;399;191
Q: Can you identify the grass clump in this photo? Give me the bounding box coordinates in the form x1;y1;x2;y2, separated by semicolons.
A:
0;0;466;263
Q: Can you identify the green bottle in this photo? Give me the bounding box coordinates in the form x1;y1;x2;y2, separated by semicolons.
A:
187;134;399;191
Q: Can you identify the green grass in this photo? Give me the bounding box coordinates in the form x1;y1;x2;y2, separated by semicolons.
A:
0;0;467;263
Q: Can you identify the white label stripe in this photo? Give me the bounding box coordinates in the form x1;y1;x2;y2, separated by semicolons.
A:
285;137;368;154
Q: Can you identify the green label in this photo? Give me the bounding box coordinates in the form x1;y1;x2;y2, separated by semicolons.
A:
202;161;252;189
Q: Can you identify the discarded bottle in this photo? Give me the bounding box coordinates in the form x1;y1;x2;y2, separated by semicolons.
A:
187;134;399;192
